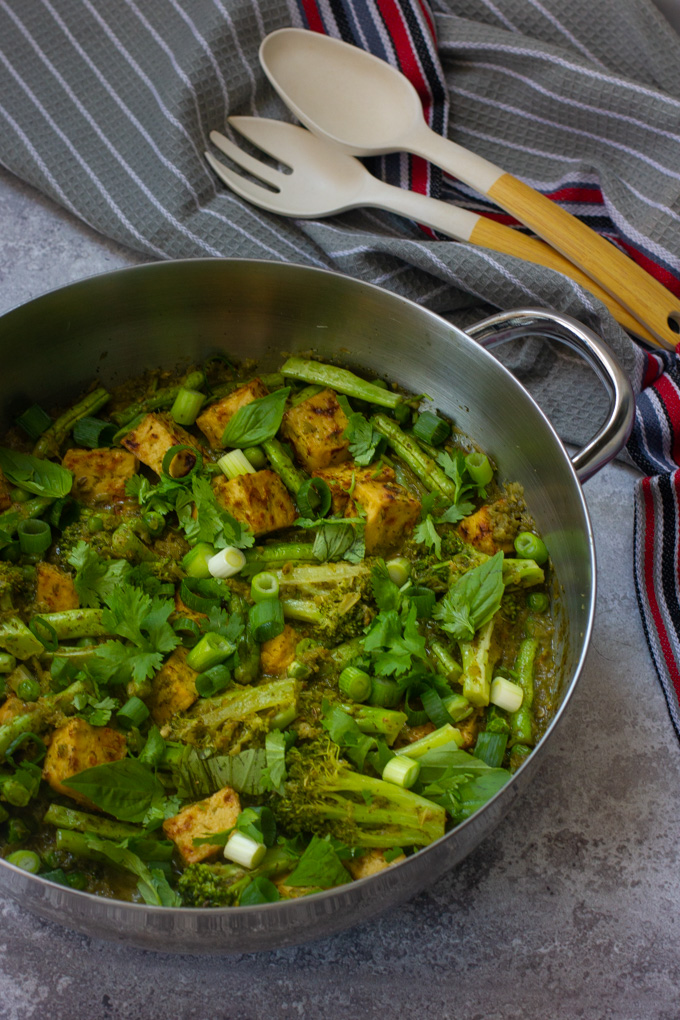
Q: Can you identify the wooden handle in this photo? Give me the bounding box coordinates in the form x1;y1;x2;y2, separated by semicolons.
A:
470;217;657;345
487;174;680;349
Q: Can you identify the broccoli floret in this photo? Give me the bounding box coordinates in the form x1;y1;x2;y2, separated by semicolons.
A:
0;563;35;615
458;620;499;708
177;862;246;907
0;679;87;760
274;562;374;645
178;847;294;907
273;738;445;849
163;677;301;752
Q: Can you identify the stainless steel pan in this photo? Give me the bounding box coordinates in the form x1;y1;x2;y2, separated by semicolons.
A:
0;259;634;953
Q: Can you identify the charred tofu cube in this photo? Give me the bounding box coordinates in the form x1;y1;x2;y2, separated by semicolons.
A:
36;562;79;612
163;786;241;864
62;447;138;505
313;462;395;516
212;470;296;536
260;624;299;675
281;388;350;473
149;646;199;726
196;378;270;449
120;413;197;477
43;718;127;808
0;467;12;512
346;849;406;880
458;505;514;555
350;479;421;556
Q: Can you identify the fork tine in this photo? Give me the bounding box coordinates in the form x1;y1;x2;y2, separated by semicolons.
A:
205;150;282;209
208;130;284;188
228;116;309;163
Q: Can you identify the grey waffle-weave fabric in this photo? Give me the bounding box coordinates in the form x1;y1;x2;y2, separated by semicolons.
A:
1;0;679;446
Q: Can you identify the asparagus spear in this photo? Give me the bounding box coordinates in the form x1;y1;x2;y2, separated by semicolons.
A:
509;637;537;747
261;438;308;496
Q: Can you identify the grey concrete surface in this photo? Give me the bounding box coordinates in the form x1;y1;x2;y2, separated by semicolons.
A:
1;163;679;1020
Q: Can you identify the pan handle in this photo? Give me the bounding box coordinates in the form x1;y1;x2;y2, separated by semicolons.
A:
465;308;635;483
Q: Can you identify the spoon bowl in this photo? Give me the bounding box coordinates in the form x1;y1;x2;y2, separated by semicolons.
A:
259;28;680;348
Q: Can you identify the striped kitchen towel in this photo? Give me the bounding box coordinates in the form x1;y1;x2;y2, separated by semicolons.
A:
2;0;680;733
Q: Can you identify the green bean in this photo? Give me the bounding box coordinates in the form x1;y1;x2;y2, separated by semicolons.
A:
33;388;110;458
281;358;402;409
31;608;108;641
372;414;458;501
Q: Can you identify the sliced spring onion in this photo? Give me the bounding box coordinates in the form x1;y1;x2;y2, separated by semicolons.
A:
173;616;202;648
16;676;40;702
223;831;267;870
142;510;165;537
248;599;285;643
183;370;206;391
369;676;401;709
217;449;257;480
386;556;411;586
286;659;312;680
441;692;472;723
338;666;372;703
296;477;331;519
403;687;429;727
489;676;524;713
28;616;58;652
243;446;267;470
0;653;16;673
474;730;508;769
116;696;150;731
382;755;420;789
250;571;279;603
72;416;117;448
514;531;548;565
413;411;451;446
396;722;463;759
195;665;232;698
465;451;493;486
179;577;222;613
181;542;216;579
404;586;435;619
15;404;52;441
160;443;201;480
17;518;52;555
171;387;205;426
527;592;549;613
421;686;455;728
4;731;47;765
6;850;41;874
186;632;235;673
208;547;246;579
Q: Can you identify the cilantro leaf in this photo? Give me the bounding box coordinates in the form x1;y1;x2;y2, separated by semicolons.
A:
93;586;180;685
296;516;366;563
433;550;504;640
186;475;254;550
413;515;441;559
261;729;287;794
363;602;426;676
67;541;130;608
321;700;377;771
342;413;386;466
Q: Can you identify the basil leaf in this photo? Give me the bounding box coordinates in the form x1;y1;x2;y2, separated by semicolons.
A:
240;876;280;905
0;447;73;497
221;388;290;448
62;759;165;822
285;834;351;889
433;551;504;640
312;520;365;563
